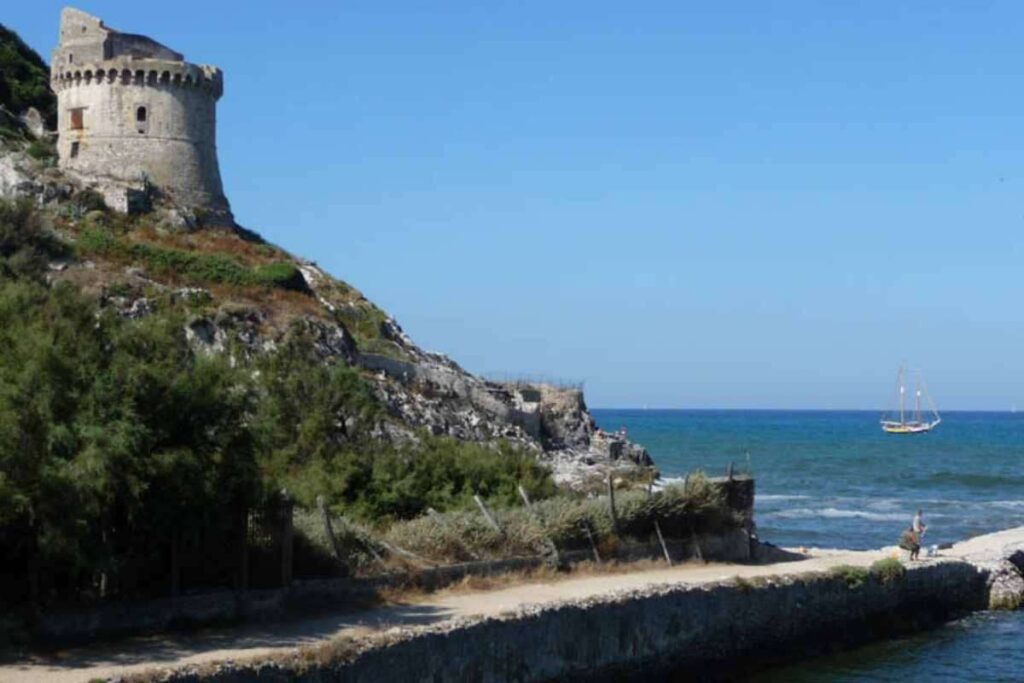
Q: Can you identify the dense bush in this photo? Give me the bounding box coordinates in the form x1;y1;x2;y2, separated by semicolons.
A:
0;199;69;280
253;262;308;292
0;24;57;127
828;564;870;589
383;474;739;563
0;200;560;607
69;189;107;215
870;557;906;584
0;280;259;606
25;137;57;164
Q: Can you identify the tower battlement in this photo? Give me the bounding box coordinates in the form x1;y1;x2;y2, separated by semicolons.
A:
51;7;231;221
52;62;224;99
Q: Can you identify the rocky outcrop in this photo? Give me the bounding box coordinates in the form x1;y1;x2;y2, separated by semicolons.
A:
2;115;655;486
952;528;1024;610
0;139;74;204
295;264;654;483
1;17;656;487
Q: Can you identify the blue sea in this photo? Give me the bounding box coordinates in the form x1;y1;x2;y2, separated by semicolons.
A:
592;409;1024;682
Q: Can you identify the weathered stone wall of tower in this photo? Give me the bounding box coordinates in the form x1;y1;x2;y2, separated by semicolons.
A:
51;8;230;220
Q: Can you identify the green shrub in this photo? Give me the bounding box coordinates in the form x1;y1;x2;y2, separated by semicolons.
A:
333;304;387;344
870;557;906;584
733;576;755;593
253;262;308;292
25;137;56;163
381;474;741;564
0;25;58;125
77;226;309;293
829;564;870;589
0;199;68;280
70;189;108;215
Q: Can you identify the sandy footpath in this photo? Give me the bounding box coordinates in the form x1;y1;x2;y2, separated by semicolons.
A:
0;548;891;683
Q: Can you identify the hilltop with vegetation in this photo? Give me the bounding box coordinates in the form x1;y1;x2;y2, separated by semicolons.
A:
0;23;660;615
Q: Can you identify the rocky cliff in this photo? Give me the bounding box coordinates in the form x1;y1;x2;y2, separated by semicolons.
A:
0;38;652;486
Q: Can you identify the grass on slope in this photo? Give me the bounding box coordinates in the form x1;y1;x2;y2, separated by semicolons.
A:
67;210;409;358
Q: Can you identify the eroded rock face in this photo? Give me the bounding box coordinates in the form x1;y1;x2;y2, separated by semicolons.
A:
986;560;1024;610
0;145;75;204
0;149;39;199
950;530;1024;611
3;141;656;485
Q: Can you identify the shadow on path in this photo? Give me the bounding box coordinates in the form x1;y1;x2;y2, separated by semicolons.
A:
13;601;452;673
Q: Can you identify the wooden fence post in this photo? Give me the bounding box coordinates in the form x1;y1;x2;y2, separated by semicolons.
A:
238;507;249;592
691;530;705;563
318;496;350;577
474;495;504;536
654;521;673;567
170;529;181;597
519;485;561;567
580;520;602;564
646;482;672;566
607;472;619;534
429;507;480;560
280;491;294;588
335;514;386;566
517;484;533;510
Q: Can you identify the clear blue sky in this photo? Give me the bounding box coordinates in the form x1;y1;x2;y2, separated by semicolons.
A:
8;2;1024;410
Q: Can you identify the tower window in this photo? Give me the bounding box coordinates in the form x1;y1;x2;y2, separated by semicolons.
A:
68;53;74;64
136;106;148;134
69;108;85;130
70;142;80;158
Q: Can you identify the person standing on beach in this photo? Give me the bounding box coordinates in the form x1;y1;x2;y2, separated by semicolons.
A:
912;509;927;537
900;527;921;561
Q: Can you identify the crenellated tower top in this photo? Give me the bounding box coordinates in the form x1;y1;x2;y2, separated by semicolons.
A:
50;7;231;222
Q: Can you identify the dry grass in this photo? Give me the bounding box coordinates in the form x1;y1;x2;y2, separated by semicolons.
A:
375;557;711;606
128;224;287;267
380;474;739;565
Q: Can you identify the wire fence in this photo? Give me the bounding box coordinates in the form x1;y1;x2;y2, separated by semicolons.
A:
482;373;585;392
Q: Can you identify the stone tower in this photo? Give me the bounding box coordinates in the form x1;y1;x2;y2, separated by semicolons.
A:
50;8;231;221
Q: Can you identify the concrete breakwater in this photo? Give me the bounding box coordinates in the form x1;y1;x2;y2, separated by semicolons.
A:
159;528;1024;683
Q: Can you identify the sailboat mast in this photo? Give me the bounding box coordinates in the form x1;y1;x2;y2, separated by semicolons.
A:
899;379;905;425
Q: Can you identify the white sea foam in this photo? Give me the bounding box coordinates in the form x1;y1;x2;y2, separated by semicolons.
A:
984;500;1024;510
766;507;909;522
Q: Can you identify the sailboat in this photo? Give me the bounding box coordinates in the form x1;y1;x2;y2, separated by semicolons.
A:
880;366;941;434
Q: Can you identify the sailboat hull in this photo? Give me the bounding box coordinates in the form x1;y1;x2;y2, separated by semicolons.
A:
881;419;940;434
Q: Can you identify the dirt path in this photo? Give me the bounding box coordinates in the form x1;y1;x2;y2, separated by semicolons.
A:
0;547;891;683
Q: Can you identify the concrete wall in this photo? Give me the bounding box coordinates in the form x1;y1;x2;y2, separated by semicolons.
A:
174;560;989;683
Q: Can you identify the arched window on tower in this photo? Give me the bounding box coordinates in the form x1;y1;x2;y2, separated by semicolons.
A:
136;106;148;134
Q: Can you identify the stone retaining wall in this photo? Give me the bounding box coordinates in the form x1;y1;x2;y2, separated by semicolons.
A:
165;559;991;683
34;530;753;646
32;477;756;646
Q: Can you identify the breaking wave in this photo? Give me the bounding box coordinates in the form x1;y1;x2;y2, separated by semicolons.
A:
765;507;910;522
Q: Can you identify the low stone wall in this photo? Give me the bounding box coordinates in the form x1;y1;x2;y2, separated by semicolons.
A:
33;530;753;646
164;559;991;683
